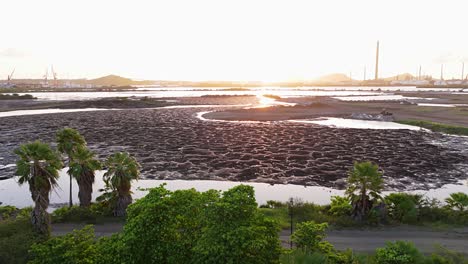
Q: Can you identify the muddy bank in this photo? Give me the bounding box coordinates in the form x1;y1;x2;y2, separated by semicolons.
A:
206;95;468;127
0;95;259;112
0;106;466;190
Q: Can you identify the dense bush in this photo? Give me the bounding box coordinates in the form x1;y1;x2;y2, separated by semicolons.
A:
375;241;423;264
385;193;422;224
193;185;282;264
0;218;42;264
0;205;18;220
52;206;99;223
121;185;219;263
29;225;99;264
329;196;352;217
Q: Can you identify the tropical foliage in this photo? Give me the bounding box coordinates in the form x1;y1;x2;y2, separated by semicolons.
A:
14;141;63;236
346;161;384;221
445;192;468;212
56;127;86;207
103;152;140;216
68;146;101;207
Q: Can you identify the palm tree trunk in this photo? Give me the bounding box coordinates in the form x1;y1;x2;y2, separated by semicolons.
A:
30;186;51;237
69;173;73;207
77;171;94;207
114;194;132;216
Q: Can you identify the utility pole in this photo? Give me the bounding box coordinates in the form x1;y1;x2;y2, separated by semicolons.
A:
418;65;422;80
288;198;294;249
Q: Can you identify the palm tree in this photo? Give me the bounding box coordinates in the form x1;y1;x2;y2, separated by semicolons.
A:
14;141;63;236
345;161;384;221
103;152;140;216
445;192;468;212
68;146;102;207
56;128;86;207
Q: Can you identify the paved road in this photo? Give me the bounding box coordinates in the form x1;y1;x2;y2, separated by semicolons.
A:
52;223;468;254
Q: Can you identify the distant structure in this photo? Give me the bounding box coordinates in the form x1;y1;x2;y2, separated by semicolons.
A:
375;41;379;80
51;65;58;88
462;62;465;80
7;68;15;86
440;64;444;80
418;65;422;80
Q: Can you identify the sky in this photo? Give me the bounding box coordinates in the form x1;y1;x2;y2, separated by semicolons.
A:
1;0;467;81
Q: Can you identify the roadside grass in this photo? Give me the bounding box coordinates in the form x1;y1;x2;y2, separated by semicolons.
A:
396;119;468;136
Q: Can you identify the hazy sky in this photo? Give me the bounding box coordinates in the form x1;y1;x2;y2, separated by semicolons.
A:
1;0;467;81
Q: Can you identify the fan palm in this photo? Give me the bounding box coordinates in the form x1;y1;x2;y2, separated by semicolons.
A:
68;146;102;207
56;128;86;207
103;152;140;216
14;141;63;236
345;161;384;221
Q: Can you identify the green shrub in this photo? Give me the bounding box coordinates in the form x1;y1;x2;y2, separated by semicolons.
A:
260;200;287;209
51;206;98;223
292;221;329;253
280;249;329;264
428;245;468;264
385;193;422;224
0;205;18;220
28;225;99;264
329;196;352;217
0;218;42;264
375;241;424;264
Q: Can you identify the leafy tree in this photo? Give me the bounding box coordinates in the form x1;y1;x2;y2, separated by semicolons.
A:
193;185;282;264
345;161;384;221
28;225;99;264
56;128;86;207
68;146;101;207
375;241;424;264
119;185;219;263
14;141;63;236
103;152;140;216
445;192;468;212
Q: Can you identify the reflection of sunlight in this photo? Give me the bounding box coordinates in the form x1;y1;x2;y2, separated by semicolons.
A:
253;91;297;108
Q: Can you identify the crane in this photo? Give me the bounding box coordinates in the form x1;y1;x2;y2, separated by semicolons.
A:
7;68;15;85
51;65;58;88
43;68;49;87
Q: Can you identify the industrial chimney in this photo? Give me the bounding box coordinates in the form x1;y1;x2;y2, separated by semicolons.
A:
375;41;379;80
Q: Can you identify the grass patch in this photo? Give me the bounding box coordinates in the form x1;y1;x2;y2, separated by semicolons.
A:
396;120;468;136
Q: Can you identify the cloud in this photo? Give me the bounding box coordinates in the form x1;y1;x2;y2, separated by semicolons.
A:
0;48;28;58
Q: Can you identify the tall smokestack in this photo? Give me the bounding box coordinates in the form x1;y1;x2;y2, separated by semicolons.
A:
419;65;421;80
375;41;379;80
440;64;444;80
462;62;465;80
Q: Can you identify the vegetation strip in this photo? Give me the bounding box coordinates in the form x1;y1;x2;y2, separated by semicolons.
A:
396;120;468;136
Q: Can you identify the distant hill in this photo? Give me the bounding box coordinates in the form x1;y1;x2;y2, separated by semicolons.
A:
314;73;353;83
383;73;415;81
88;75;134;86
88;75;155;86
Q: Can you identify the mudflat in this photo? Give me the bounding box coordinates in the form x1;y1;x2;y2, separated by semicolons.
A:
1;95;466;190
